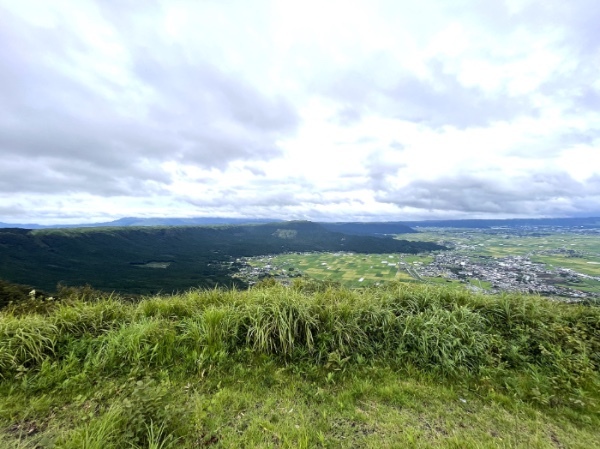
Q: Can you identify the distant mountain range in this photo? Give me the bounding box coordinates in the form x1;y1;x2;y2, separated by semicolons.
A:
1;216;599;231
0;217;283;229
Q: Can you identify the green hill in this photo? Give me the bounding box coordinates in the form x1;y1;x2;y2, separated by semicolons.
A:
0;221;443;295
0;281;598;448
320;221;418;236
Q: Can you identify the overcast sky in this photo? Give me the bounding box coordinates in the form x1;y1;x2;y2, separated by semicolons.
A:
1;0;600;224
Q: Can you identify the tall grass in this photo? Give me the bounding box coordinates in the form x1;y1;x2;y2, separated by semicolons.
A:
0;316;58;377
1;281;599;407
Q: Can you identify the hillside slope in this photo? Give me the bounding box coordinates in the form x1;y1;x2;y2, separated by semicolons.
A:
320;221;418;236
0;221;443;294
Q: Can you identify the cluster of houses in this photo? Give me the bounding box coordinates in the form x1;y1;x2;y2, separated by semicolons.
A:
233;255;302;285
229;232;600;300
414;253;599;299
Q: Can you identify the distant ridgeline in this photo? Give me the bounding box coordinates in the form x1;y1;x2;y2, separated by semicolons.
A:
0;216;283;229
319;222;418;236
0;221;443;295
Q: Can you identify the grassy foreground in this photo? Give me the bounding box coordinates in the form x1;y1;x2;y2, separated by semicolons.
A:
1;280;599;448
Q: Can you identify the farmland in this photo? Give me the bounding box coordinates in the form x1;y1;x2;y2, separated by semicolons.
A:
240;226;600;299
242;252;436;287
395;227;600;296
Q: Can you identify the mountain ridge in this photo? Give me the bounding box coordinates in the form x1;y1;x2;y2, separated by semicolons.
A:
3;216;600;231
0;221;443;294
0;216;283;229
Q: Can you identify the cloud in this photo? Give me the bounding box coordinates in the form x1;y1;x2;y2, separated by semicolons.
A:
0;202;28;219
0;2;299;197
376;171;600;216
321;56;539;129
131;47;299;137
334;105;364;126
365;148;407;191
389;62;537;127
1;0;599;223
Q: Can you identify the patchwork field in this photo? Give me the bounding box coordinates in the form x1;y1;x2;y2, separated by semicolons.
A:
531;255;600;277
247;229;600;295
396;231;600;263
247;252;436;287
396;229;600;293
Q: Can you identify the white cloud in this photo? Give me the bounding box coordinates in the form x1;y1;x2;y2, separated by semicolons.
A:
0;0;599;224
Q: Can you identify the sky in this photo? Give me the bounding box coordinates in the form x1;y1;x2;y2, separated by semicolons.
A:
1;0;600;224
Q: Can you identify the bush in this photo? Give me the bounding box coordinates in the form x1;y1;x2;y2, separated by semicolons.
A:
0;278;53;314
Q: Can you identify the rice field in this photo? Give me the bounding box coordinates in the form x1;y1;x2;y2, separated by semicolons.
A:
398;229;600;276
393;229;600;294
247;252;435;287
248;229;600;292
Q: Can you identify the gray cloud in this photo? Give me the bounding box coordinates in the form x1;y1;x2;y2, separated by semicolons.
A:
365;148;407;191
0;202;28;218
0;155;170;196
448;0;600;54
1;0;599;223
333;105;364;126
519;1;600;55
506;130;600;159
388;64;536;128
319;1;600;128
322;59;536;129
457;0;600;117
131;48;298;135
183;176;363;210
186;191;303;209
377;172;600;216
0;4;298;196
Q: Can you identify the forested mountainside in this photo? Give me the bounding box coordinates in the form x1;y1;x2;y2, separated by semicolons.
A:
0;221;443;294
319;221;417;235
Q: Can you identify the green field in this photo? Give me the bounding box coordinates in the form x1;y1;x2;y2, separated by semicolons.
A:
397;231;600;258
531;255;600;277
246;229;600;295
247;253;436;287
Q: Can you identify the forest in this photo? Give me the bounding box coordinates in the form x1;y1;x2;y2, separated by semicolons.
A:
0;221;443;295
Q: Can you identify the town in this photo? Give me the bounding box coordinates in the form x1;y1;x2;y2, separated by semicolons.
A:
232;226;600;301
416;253;598;299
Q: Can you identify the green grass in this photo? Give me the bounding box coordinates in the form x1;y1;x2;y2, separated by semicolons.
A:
1;281;599;447
558;277;600;294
